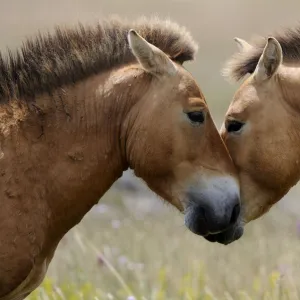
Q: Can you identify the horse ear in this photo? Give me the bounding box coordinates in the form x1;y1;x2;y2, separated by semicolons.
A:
128;29;177;76
234;37;252;52
253;37;282;82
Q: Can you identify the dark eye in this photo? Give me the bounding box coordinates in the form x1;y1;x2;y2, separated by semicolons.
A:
187;111;205;124
226;120;245;133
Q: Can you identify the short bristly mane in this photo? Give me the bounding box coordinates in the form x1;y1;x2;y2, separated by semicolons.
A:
223;23;300;81
0;16;198;102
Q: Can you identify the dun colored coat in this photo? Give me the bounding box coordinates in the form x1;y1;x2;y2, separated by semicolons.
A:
222;23;300;228
0;17;240;299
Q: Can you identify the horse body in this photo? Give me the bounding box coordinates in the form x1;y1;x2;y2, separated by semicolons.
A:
0;18;241;299
0;73;124;298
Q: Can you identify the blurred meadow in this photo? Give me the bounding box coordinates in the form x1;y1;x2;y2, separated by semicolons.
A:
2;0;300;299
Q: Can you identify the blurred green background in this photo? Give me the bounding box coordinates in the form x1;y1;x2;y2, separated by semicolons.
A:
2;1;300;299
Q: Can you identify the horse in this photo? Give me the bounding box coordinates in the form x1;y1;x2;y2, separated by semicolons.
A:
221;23;300;233
0;17;241;299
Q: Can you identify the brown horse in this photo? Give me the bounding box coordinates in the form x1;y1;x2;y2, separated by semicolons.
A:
0;17;241;299
221;24;300;232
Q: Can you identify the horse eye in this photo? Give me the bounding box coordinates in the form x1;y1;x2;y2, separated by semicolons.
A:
226;120;245;133
187;111;205;124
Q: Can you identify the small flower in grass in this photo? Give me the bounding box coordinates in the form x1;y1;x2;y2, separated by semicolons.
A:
95;203;110;214
111;219;121;229
118;255;128;266
97;255;105;267
278;263;291;278
297;221;300;236
127;296;136;300
136;263;144;271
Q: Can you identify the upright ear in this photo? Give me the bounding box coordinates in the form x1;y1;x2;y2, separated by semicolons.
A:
234;37;252;52
253;37;282;82
128;29;177;76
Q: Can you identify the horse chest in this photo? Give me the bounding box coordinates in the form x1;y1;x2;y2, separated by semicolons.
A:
0;255;51;300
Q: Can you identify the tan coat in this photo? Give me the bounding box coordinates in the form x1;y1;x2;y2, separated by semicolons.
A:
0;17;240;299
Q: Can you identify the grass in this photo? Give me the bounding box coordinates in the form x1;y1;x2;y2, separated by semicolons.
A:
27;187;300;300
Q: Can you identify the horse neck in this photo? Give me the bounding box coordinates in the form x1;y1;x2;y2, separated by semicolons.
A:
279;65;300;114
276;67;300;192
0;68;142;246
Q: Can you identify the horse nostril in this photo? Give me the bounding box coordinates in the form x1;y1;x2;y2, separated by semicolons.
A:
199;206;206;220
230;204;240;224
